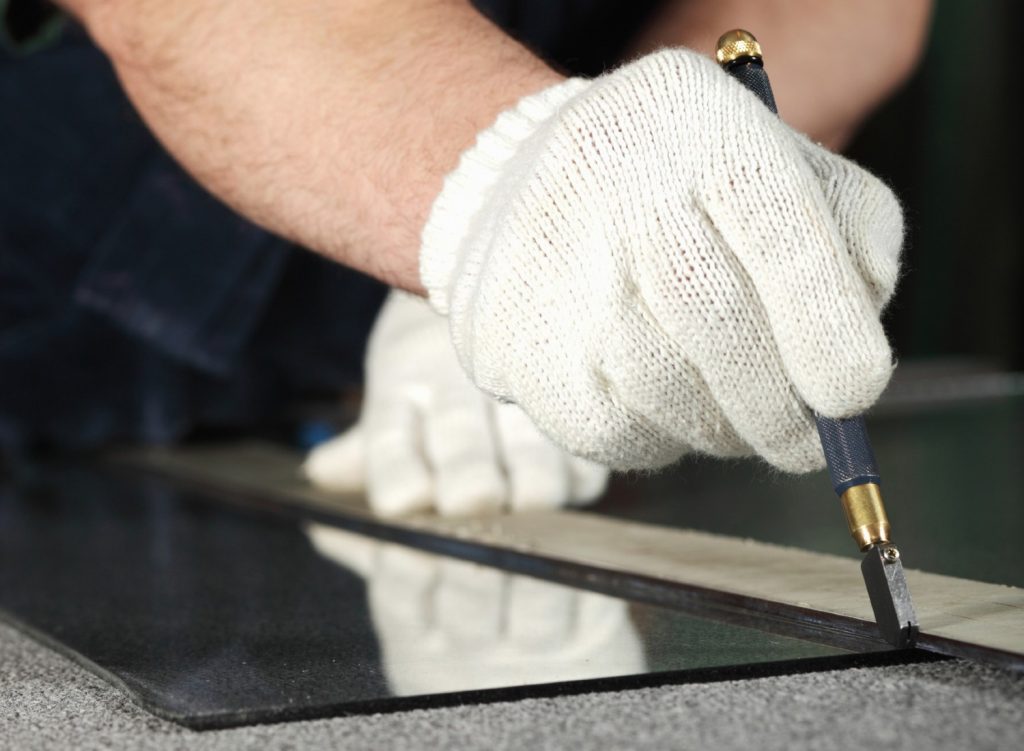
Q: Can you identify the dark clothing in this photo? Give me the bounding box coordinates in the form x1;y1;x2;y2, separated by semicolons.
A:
0;3;662;452
0;27;386;450
1;0;63;54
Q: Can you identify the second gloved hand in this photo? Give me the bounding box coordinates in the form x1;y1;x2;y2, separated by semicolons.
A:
421;48;904;473
304;291;608;516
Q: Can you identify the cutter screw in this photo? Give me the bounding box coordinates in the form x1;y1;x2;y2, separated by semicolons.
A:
882;546;901;563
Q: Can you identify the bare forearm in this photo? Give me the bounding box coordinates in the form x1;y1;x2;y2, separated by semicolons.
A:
65;0;562;291
630;0;933;148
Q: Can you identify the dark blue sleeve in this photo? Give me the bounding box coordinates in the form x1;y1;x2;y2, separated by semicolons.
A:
74;151;291;376
0;20;393;453
2;23;292;377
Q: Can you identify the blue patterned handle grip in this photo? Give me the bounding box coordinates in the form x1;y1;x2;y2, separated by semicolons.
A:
726;60;779;114
723;58;882;497
815;416;881;494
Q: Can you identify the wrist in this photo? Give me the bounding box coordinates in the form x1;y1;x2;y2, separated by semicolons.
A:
419;76;591;312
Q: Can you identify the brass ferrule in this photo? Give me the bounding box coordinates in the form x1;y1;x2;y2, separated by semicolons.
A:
840;483;891;551
715;29;763;66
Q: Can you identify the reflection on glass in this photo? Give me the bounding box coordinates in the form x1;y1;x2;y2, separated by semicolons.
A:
307;524;645;694
0;461;852;727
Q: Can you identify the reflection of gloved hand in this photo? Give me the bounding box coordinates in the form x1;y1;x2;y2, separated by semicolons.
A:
303;291;608;517
421;48;903;474
307;524;644;694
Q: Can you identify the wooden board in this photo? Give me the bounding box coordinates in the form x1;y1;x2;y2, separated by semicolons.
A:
116;442;1024;671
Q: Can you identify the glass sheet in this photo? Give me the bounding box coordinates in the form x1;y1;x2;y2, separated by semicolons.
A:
0;462;855;729
593;395;1024;587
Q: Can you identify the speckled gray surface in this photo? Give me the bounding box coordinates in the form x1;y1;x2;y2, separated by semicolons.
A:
2;622;1022;751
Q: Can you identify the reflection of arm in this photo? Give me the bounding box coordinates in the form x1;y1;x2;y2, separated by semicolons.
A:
57;0;562;292
628;0;933;148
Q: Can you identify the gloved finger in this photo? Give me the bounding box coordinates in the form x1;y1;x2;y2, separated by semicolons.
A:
467;216;708;470
701;122;894;419
492;403;572;511
304;523;378;580
797;137;904;312
423;379;507;516
503;575;576;651
302;425;367;493
596;203;751;464
365;401;434;517
639;207;822;472
494;402;610;507
566;455;610;506
434;557;505;645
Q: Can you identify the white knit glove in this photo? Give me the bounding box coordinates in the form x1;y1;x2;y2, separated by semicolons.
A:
306;525;645;694
303;291;608;516
421;49;903;473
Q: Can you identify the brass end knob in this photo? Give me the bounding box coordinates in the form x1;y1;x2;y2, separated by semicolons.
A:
715;29;763;66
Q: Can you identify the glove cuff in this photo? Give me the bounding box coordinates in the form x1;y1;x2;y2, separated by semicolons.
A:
418;76;591;315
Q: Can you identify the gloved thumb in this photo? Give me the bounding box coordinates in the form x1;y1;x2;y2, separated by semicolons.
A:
302;425;367;493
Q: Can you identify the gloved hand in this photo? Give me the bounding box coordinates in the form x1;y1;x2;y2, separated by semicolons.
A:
306;524;645;694
303;291;608;516
420;49;903;473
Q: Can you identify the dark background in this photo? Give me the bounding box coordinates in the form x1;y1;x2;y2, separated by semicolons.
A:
846;1;1023;370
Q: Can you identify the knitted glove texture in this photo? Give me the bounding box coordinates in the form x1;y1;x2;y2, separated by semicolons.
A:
304;291;608;516
420;49;903;472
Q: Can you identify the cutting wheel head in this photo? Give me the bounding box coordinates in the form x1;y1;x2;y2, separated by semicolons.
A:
861;543;919;648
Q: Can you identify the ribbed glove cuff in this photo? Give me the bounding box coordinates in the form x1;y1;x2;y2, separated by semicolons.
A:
419;77;592;314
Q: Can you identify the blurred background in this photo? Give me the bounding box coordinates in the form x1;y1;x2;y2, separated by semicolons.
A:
847;1;1022;371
